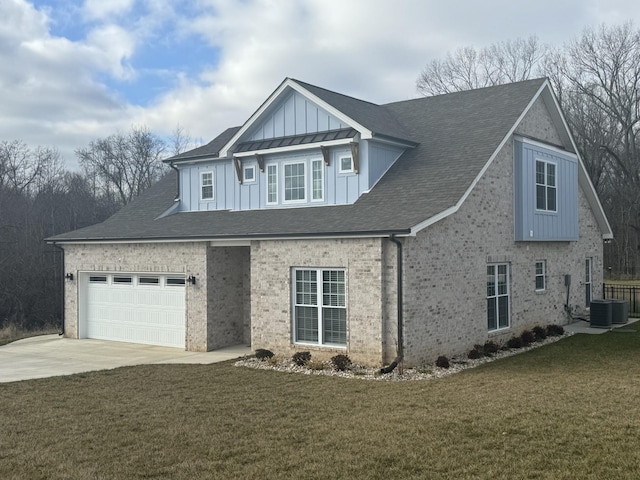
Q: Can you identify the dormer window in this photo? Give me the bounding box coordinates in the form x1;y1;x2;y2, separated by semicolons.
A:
243;165;256;183
283;162;306;202
536;160;556;212
339;155;354;173
200;171;214;200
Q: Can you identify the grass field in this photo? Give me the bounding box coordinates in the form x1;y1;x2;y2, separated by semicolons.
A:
1;328;640;479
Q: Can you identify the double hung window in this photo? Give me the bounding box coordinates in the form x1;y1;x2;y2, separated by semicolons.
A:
293;268;346;346
267;164;278;204
536;160;556;212
201;171;214;200
284;162;306;202
487;264;510;331
535;261;546;291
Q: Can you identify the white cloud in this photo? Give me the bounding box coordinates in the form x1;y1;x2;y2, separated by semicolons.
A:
4;0;640;170
83;0;135;20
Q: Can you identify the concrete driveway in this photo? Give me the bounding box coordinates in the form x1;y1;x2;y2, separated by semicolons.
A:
0;335;252;383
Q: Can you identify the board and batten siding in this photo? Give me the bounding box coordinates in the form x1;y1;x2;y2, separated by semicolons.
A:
248;91;348;140
514;138;578;241
368;142;404;188
178;140;406;212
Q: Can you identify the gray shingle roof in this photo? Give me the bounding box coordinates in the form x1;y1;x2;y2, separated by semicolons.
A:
167;126;241;161
292;79;413;143
49;78;548;242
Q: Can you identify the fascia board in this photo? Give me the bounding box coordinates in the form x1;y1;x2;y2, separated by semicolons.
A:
219;78;373;157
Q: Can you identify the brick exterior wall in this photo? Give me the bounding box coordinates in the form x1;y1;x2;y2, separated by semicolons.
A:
400;97;604;366
62;242;251;352
206;246;250;349
250;238;390;366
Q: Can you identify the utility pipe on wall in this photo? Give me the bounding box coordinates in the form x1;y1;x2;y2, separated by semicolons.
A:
51;242;65;336
380;234;404;374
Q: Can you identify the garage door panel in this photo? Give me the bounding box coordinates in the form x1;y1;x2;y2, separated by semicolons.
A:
85;273;185;348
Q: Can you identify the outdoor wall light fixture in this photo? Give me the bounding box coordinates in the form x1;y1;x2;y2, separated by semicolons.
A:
65;273;74;281
187;275;196;285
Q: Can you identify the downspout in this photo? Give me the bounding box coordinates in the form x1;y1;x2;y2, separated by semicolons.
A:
52;243;65;336
169;162;180;200
380;234;404;374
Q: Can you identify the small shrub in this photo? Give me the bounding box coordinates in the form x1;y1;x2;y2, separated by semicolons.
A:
266;355;281;366
331;354;352;371
506;336;523;349
520;330;535;346
435;355;450;369
468;348;482;359
255;348;274;361
292;351;311;366
532;325;547;341
483;341;500;356
547;324;565;336
307;360;326;371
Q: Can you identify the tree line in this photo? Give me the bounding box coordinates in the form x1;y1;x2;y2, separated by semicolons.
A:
417;22;640;278
0;126;194;331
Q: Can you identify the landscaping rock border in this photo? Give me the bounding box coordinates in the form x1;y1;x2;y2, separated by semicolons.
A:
234;332;572;381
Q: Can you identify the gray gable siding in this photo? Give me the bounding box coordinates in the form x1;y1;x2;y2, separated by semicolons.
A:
248;91;348;141
514;139;578;241
368;141;404;189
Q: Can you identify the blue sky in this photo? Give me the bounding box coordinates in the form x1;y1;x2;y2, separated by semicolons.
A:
3;0;640;168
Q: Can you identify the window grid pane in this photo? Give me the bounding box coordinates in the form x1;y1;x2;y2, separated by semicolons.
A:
295;306;318;342
267;165;277;204
295;270;317;306
284;163;305;201
322;307;346;344
312;160;323;200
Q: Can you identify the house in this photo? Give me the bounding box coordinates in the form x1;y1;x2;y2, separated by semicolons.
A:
48;77;613;367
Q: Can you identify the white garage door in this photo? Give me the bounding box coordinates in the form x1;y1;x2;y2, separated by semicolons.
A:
84;273;186;348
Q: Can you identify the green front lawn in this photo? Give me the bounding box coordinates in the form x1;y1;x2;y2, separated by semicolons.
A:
2;328;640;479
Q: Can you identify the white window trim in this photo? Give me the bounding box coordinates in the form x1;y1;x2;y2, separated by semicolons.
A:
535;260;546;291
585;257;593;307
266;164;278;205
535;159;557;213
487;263;510;332
311;158;324;202
282;160;307;204
292;267;347;347
200;171;214;201
339;155;354;174
243;165;256;183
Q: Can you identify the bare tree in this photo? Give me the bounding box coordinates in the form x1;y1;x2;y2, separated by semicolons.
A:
0;140;46;194
75;126;168;206
416;23;640;277
170;124;198;157
416;36;549;96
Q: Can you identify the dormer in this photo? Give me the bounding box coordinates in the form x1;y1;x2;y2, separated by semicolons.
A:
166;78;417;213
